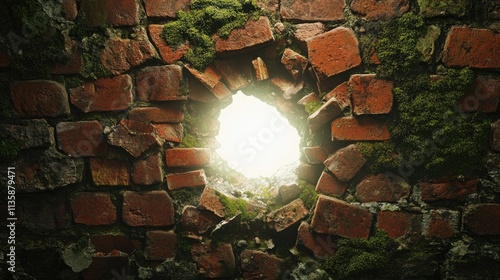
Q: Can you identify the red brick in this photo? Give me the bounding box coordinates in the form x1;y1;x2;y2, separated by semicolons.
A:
349;74;393;115
90;234;136;255
351;0;410;20
458;77;500;113
296;222;336;260
356;174;410;202
308;27;361;78
271;76;304;100
56;121;108;157
296;163;323;184
136;65;186;101
214;16;274;56
324;144;366;182
464;204;500;236
0;44;11;67
323;81;350;109
315;171;347;197
165;148;212;167
331;116;390;141
419;179;478;202
143;0;189;18
180;205;222;235
281;0;345;21
198;186;226;218
311;195;373;238
62;0;78;21
240;250;281;280
107;119;163;158
70;75;133;113
131;153;163;185
297;92;319;106
266;199;309;232
303;147;332;165
148;24;189;64
443;27;500;69
153;123;184;143
72;193;116;225
166;169;207;190
293;23;326;52
377;211;421;239
51;49;83;75
188;76;221;103
100;30;157;75
10;80;70;117
252;57;269;81
214;57;254;91
81;0;139;27
281;48;308;81
145;230;177;261
191;242;235;278
423;209;460;239
122;190;175;227
128;103;184;123
186;63;222;90
90;158;130;186
307;97;342;131
492;120;500;151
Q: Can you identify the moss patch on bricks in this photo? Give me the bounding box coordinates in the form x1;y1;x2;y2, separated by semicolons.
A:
162;0;261;69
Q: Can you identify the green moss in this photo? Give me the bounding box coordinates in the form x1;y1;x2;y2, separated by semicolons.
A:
216;191;258;221
179;134;204;148
357;142;401;174
323;231;394;280
80;34;112;80
0;139;20;162
162;0;260;69
305;100;322;115
298;180;318;210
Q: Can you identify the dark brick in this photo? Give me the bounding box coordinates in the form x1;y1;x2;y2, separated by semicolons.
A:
72;193;116;226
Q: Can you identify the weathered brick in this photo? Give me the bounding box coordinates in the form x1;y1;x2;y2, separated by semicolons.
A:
90;158;130;186
107;119;163;158
153;123;184;143
90;234;136;255
296;163;323;184
349;74;393;115
293;23;326;52
324;144;366;182
311;195;373;238
20;196;70;230
356;174;411;202
458;77;500;113
271;76;304;100
323;81;350;109
122;190;175;227
84;256;129;280
296;222;336;260
214;57;254;91
266;199;308;232
180;205;222;235
252;57;269;81
10;80;70;117
278;184;302;204
143;0;190;18
198;186;225;218
1;119;52;150
166;169;207;190
464;204;500;236
214;16;274;56
281;0;345;21
307;98;342;131
418;0;470;17
56;121;108;157
165;148;212;167
100;30;157;75
492;120;500;151
72;193;116;225
136;65;186;101
128;103;184;123
443;27;500;69
191;242;235;278
145;230;177;261
81;0;139;27
131;153;163;185
423;209;460;239
351;0;410;20
51;49;83;75
148;24;189;64
315;171;347;197
303;147;332;165
281;48;308;81
62;0;78;21
331;116;390;141
377;211;421;239
297;92;319;106
240;250;281;280
70;75;133;113
308;27;361;78
185;63;222;90
419;179;478;202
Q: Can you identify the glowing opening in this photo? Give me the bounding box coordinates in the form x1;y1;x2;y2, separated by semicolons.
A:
216;91;301;178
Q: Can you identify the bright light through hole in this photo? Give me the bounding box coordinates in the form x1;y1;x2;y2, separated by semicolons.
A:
216;91;301;178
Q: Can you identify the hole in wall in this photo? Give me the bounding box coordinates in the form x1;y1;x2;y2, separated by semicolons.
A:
216;91;301;179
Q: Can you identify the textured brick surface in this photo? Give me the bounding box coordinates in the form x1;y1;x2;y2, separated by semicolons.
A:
153;123;184;143
81;0;139;27
191;242;235;278
90;234;136;255
214;57;254;91
307;97;342;131
281;0;345;21
165;148;212;167
240;250;281;280
419;179;478;202
166;169;207;190
356;174;411;202
136;65;186;101
315;171;347;197
303;147;332;165
148;24;189;64
311;195;373;238
281;48;308;81
90;158;130;186
107;119;163;158
72;193;116;225
443;27;500;69
198;186;225;218
122;191;175;227
349;74;393;115
323;81;350;109
464;204;500;236
131;153;163;185
20;196;70;230
296;163;323;183
293;23;326;52
266;199;308;232
56;121;108;157
297;222;336;260
377;211;421;238
351;0;410;20
423;209;460;239
180;205;222;235
128;103;184;123
11;80;70;117
458;77;500;113
145;230;177;261
143;0;189;18
331;116;391;141
324;144;366;182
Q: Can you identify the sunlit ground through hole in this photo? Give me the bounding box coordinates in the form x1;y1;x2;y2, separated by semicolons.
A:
216;91;301;178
